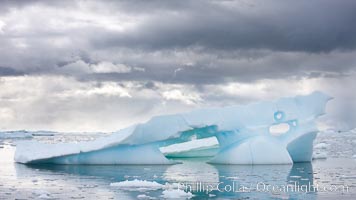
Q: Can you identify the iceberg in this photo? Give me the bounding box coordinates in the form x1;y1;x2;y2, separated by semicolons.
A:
15;91;332;165
0;130;33;139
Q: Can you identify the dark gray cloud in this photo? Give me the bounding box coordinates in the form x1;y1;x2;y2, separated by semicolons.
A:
0;0;355;85
0;66;24;76
69;50;355;85
92;0;356;52
0;0;355;131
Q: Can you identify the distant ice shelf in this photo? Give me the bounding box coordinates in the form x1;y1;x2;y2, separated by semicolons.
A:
0;130;33;139
15;91;332;165
0;130;57;139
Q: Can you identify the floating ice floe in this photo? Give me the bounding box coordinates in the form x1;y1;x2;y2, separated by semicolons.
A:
161;189;194;199
312;152;328;160
137;194;152;199
15;91;331;165
0;130;57;139
0;130;33;139
32;190;53;199
314;142;329;149
110;179;164;191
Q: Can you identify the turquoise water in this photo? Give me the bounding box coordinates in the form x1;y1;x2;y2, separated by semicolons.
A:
1;132;356;199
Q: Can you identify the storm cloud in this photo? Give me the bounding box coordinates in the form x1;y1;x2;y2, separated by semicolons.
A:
0;0;355;131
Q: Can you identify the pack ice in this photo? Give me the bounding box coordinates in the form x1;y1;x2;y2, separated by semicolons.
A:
15;91;331;165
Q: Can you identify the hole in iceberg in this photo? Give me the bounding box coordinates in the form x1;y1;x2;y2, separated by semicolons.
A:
274;111;285;121
291;120;298;127
269;123;290;136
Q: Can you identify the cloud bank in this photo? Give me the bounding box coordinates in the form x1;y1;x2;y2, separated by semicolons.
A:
0;0;355;131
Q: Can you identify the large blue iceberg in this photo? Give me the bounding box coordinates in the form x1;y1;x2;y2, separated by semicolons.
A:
15;91;332;165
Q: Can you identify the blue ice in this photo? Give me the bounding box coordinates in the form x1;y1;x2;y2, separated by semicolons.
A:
15;91;332;165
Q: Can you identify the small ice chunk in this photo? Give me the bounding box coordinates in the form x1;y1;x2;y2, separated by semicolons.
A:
314;143;328;149
33;190;52;199
38;194;52;199
161;189;193;199
312;152;327;160
137;194;151;199
110;179;164;191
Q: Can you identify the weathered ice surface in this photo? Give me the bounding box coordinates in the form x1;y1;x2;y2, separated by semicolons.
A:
15;91;331;165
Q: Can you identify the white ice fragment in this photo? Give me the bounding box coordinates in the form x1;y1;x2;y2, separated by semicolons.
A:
314;143;328;149
161;189;194;199
137;194;152;199
312;152;327;160
110;179;164;191
33;190;52;199
38;194;52;199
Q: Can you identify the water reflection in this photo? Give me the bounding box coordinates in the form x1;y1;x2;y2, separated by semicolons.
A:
15;159;317;199
163;158;220;184
18;164;170;183
15;164;170;199
207;162;316;199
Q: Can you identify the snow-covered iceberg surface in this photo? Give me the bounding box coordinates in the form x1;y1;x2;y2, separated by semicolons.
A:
15;91;332;165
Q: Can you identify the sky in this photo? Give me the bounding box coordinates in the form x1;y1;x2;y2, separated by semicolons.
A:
0;0;355;132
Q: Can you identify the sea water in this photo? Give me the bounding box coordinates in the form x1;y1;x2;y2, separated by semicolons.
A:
1;132;355;199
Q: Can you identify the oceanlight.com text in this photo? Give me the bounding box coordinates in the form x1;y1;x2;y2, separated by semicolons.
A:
174;181;349;194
